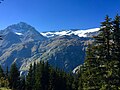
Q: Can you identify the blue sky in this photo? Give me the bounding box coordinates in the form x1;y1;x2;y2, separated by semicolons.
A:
0;0;120;32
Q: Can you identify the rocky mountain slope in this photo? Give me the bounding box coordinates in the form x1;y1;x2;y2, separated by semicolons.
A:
0;22;99;72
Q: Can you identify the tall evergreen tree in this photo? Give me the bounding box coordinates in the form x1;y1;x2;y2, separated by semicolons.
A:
34;63;42;90
26;64;33;90
0;65;4;78
32;62;36;89
19;76;26;90
9;63;20;90
5;66;9;78
112;14;120;89
0;65;5;87
48;67;56;90
79;15;114;90
43;61;50;90
98;15;113;89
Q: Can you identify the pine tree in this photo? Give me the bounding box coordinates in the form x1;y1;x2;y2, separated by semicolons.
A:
0;65;4;78
9;63;20;90
112;14;120;89
98;15;113;89
40;61;45;90
42;61;50;90
0;65;5;87
26;64;33;90
19;76;26;90
32;62;36;89
65;73;74;90
48;67;56;90
78;15;114;90
34;62;42;90
5;66;9;78
81;44;100;90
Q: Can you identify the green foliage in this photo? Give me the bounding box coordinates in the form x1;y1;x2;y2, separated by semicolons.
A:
26;64;33;90
0;65;8;88
78;14;120;90
25;61;75;90
0;87;11;90
0;66;4;78
9;63;20;90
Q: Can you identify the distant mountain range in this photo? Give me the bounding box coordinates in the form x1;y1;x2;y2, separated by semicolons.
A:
0;22;99;72
41;28;99;38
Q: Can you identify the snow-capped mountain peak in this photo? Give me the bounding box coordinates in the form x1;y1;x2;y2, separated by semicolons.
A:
40;28;100;38
1;22;46;42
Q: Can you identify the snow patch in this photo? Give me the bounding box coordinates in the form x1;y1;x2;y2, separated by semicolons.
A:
41;28;100;38
15;32;23;35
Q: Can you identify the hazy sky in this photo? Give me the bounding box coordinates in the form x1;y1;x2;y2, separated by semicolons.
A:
0;0;120;32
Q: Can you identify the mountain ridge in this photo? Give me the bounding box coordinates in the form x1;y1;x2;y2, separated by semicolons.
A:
40;28;99;38
0;22;99;72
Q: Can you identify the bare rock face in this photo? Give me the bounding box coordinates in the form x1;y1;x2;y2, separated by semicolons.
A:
0;22;99;72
